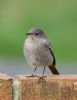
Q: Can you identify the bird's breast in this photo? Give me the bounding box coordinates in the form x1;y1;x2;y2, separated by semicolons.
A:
24;38;53;67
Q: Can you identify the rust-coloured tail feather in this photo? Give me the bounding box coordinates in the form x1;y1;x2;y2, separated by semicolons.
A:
49;64;59;75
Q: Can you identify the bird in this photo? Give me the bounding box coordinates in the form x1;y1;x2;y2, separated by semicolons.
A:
24;28;59;76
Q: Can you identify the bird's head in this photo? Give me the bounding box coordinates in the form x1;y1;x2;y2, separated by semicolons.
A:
26;28;45;38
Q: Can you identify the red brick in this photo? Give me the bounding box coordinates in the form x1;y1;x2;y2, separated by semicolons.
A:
16;75;77;100
0;74;12;100
73;82;77;100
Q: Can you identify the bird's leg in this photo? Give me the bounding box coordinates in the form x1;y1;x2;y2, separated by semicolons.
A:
31;66;38;77
38;67;46;82
26;66;38;77
42;66;46;77
34;66;37;73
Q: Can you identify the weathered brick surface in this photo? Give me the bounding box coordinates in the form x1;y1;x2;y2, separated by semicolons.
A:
0;74;77;100
0;74;12;100
16;75;77;100
57;76;77;100
73;82;77;100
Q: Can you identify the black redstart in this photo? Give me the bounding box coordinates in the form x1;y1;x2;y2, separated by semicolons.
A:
24;28;59;76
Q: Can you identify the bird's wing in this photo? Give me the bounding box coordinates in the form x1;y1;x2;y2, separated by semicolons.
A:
43;39;59;74
43;39;56;65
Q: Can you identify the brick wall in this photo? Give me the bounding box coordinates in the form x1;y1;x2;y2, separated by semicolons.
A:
0;74;77;100
0;73;12;100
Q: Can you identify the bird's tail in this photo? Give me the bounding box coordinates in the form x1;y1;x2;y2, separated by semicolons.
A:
49;64;59;75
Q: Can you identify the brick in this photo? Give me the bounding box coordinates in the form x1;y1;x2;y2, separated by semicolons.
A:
73;82;77;100
15;75;77;100
57;75;77;100
0;73;12;100
16;75;60;100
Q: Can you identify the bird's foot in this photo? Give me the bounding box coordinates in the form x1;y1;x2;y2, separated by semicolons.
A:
26;74;37;77
38;75;46;80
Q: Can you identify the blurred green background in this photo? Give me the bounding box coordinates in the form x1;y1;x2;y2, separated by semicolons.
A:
0;0;77;75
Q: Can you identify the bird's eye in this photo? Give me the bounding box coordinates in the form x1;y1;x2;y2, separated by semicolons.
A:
35;33;39;35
